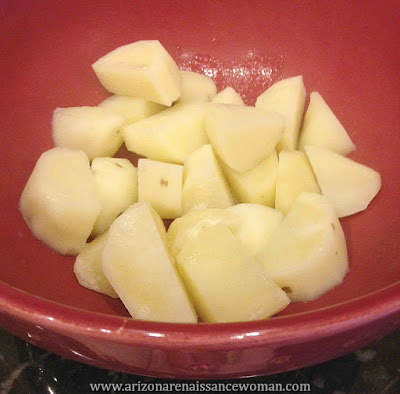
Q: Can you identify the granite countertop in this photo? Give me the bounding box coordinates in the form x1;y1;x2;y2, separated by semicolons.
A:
0;328;399;394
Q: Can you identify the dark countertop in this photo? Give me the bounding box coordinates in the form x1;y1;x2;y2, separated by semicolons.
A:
0;328;399;394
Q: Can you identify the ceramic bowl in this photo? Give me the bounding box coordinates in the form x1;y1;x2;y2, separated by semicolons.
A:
0;0;399;379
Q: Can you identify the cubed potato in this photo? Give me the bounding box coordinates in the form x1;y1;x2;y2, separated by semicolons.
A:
167;208;235;258
305;145;381;217
91;157;138;236
74;231;118;298
255;75;306;151
179;70;217;102
52;106;124;160
219;150;278;207
212;86;245;106
176;223;290;323
227;204;283;260
259;192;348;301
138;159;183;219
19;148;102;255
298;92;355;155
205;104;284;172
123;102;209;164
98;95;165;125
275;150;321;215
92;40;181;106
102;202;197;323
182;144;235;214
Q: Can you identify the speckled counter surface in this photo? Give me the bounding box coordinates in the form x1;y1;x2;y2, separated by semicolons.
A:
0;328;399;394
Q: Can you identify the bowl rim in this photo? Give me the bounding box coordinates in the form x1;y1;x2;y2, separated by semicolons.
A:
1;279;399;349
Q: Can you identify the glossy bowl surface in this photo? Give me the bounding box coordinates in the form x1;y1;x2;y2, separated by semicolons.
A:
0;0;399;379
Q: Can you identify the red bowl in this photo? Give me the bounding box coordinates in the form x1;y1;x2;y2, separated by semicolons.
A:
1;0;400;379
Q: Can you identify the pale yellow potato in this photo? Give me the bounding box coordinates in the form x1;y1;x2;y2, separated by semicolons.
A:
123;102;209;164
179;70;217;102
256;75;306;151
19;148;102;255
52;106;124;160
91;157;138;236
74;231;118;298
182;144;235;214
227;204;283;260
98;95;165;125
92;40;181;106
205;104;284;172
298;92;355;155
176;223;290;323
102;202;197;323
219;150;278;207
167;208;236;258
168;204;282;263
275;150;321;215
212;86;245;106
138;158;183;219
259;192;348;302
305;145;381;217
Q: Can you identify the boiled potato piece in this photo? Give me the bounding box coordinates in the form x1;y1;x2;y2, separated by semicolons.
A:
205;104;284;172
19;148;102;255
138;158;183;219
52;106;124;160
305;145;381;217
298;92;355;155
91;157;138;236
168;204;282;262
219;150;278;207
275;150;321;215
74;231;118;298
227;204;283;260
92;40;181;106
182;144;235;214
123;102;209;164
259;192;348;302
212;86;245;106
98;95;165;125
102;202;197;323
179;70;217;102
255;75;306;151
167;208;236;258
176;223;290;323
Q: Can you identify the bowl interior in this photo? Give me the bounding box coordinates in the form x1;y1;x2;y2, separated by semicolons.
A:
1;0;400;320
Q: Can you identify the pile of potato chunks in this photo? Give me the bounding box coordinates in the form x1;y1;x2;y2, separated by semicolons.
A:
19;40;381;323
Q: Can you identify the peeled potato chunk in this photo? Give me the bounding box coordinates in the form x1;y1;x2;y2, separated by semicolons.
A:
182;144;235;214
91;157;138;236
205;104;284;172
138;158;183;219
123;102;209;164
298;92;356;155
168;204;282;263
259;192;348;302
74;231;118;298
19;148;102;255
176;223;290;323
275;150;321;215
92;40;181;106
305;145;381;217
98;95;165;125
255;75;306;151
102;202;197;323
52;106;125;160
219;150;278;207
167;208;236;258
212;86;245;106
227;204;283;261
179;70;217;102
